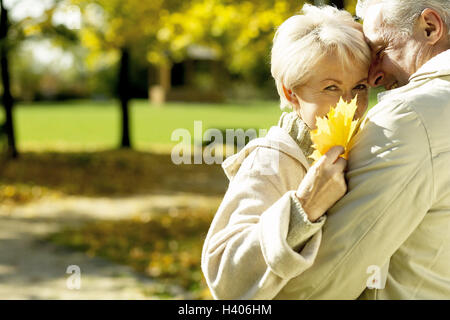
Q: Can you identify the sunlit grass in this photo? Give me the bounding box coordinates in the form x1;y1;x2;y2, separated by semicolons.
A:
0;93;380;152
12;99;281;151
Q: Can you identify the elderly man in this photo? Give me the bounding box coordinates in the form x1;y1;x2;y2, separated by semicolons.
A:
274;0;450;299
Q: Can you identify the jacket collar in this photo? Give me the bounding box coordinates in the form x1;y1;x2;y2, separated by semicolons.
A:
221;126;311;180
409;48;450;82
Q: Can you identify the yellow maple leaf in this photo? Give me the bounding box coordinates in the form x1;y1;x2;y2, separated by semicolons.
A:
309;96;361;163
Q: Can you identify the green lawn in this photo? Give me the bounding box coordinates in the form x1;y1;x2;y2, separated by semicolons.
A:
0;93;379;152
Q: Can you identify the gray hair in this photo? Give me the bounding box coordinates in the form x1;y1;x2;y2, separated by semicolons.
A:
356;0;450;35
271;4;371;111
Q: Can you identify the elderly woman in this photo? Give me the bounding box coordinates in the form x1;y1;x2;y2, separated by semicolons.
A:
201;4;371;299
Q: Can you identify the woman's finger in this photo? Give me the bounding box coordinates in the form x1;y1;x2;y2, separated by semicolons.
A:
334;156;347;172
323;145;345;164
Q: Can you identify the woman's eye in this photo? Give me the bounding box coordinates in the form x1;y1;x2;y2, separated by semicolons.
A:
354;84;367;90
324;85;338;91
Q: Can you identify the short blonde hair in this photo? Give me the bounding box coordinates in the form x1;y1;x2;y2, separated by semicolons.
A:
271;4;371;111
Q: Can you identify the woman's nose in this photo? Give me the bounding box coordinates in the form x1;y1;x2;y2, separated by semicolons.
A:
342;92;353;103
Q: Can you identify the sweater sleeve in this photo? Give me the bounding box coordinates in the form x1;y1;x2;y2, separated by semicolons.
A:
201;146;325;300
287;194;326;252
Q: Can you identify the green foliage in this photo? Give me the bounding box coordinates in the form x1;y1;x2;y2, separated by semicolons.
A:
9;1;78;47
156;0;305;75
11;41;92;101
72;0;308;79
345;0;358;15
72;0;186;68
0;0;83;101
10;0;360;101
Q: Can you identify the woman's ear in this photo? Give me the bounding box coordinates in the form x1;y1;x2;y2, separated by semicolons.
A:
282;85;295;102
283;85;301;112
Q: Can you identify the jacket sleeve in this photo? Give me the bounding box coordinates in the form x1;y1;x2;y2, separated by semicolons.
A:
275;101;434;299
201;146;325;300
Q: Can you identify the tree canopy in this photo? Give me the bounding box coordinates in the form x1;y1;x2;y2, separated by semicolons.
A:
73;0;307;74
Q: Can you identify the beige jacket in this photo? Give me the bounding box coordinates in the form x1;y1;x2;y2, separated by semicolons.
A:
202;49;450;299
201;113;326;299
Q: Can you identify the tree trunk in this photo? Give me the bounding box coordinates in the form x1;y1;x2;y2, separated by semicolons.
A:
330;0;345;9
0;0;17;159
314;0;345;9
148;62;171;105
314;0;327;6
158;62;171;104
118;47;131;148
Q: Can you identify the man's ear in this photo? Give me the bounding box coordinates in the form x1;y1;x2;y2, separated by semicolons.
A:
418;8;444;45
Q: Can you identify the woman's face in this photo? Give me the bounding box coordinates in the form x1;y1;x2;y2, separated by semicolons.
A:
290;53;370;130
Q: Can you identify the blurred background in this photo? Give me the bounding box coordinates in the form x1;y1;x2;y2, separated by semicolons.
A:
0;0;377;299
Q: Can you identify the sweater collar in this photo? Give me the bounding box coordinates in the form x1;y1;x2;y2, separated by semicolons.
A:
277;111;314;165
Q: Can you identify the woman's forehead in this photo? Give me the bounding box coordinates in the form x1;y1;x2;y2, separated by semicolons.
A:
304;59;368;86
315;53;369;74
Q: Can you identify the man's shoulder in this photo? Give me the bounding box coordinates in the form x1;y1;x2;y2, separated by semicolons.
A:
370;77;449;118
362;95;423;140
366;81;450;154
350;93;430;168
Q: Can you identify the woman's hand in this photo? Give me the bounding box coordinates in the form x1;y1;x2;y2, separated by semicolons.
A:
295;146;347;222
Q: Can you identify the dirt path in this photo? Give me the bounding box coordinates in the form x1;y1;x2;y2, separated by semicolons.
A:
0;193;221;299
